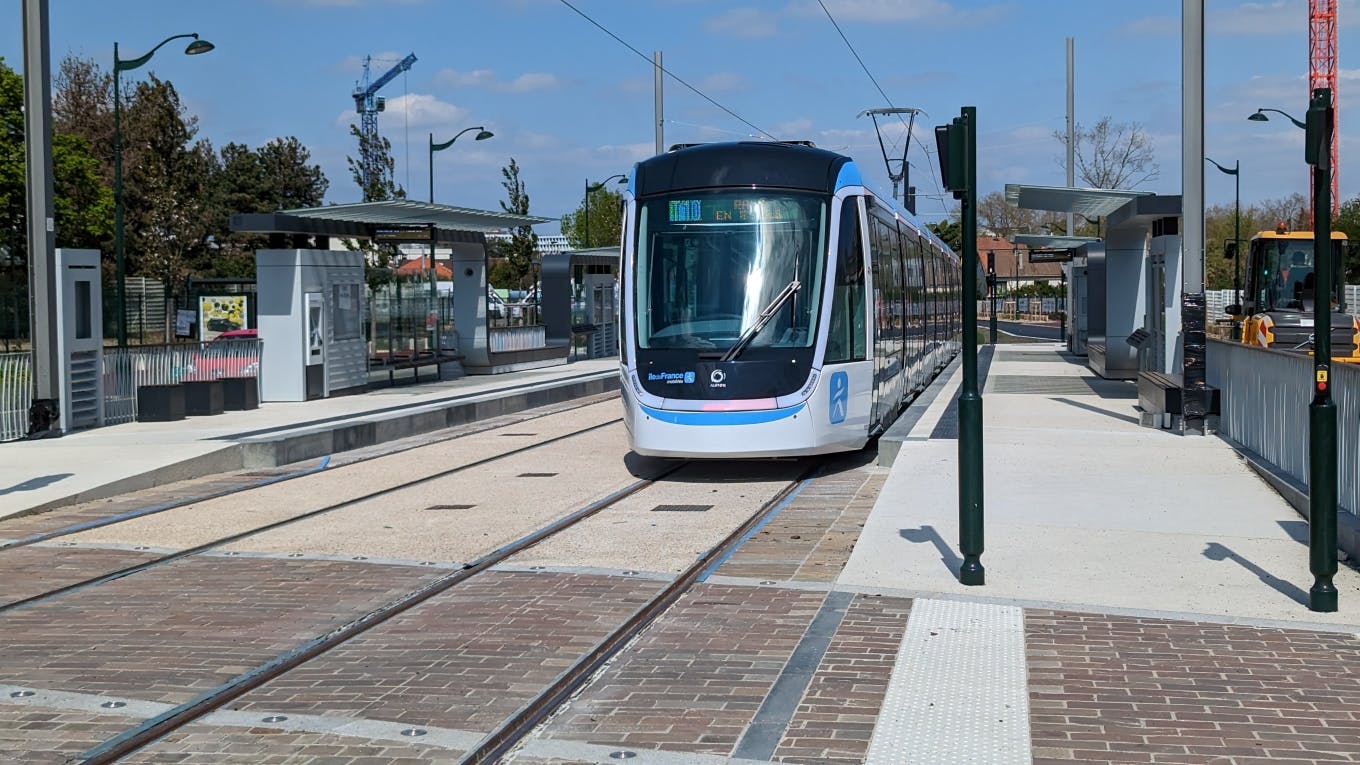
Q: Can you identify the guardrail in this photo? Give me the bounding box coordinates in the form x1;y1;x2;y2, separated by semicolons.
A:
0;352;32;442
1207;338;1358;518
490;325;546;353
103;339;261;426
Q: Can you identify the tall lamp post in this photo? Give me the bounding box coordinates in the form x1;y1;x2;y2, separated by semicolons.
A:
1249;107;1312;225
583;175;627;248
113;33;214;347
1205;157;1240;338
427;126;492;351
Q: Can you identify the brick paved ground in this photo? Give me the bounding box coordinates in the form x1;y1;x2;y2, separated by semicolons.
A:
0;545;161;605
772;594;911;764
715;463;882;583
122;725;463;765
1027;610;1360;764
0;706;134;765
0;557;440;705
228;571;660;733
540;583;826;756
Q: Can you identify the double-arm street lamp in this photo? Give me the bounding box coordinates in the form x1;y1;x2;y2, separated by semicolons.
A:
426;126;492;350
1205;157;1240;337
583;175;627;248
113;33;214;347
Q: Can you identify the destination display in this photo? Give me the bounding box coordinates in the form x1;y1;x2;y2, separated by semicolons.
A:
667;197;798;224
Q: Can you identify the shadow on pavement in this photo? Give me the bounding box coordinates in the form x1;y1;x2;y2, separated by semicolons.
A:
901;524;961;576
0;473;73;496
1050;396;1141;425
1203;541;1309;607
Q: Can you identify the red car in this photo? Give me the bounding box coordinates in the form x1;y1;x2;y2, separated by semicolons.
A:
182;328;260;381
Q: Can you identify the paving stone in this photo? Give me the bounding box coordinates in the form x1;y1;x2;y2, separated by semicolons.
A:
0;546;162;605
122;724;464;765
226;571;660;733
1026;609;1360;764
0;557;441;705
0;704;136;765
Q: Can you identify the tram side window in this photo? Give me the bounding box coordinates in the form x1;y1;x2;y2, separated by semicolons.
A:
827;199;867;363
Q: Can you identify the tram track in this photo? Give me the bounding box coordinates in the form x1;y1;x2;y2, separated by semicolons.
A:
0;415;626;615
67;457;824;765
0;392;619;553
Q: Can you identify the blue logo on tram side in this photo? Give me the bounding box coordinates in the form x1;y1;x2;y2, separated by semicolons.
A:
684;371;696;384
647;371;695;385
829;371;848;424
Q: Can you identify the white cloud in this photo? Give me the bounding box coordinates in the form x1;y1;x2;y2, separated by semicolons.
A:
334;93;469;129
699;73;750;93
1207;0;1360;36
705;8;781;38
788;0;1008;26
1117;15;1178;37
433;68;566;93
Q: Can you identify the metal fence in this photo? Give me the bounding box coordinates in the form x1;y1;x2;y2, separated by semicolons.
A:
1207;338;1358;519
0;352;31;442
103;339;262;426
490;325;547;353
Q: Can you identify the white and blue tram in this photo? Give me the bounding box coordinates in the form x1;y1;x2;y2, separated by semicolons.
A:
619;141;963;458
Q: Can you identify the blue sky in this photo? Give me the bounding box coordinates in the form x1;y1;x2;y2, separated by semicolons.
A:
5;0;1360;232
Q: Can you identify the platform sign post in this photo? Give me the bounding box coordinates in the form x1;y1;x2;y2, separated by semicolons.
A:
937;107;985;586
1305;87;1338;613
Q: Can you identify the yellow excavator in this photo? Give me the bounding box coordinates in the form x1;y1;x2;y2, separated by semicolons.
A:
1229;224;1360;363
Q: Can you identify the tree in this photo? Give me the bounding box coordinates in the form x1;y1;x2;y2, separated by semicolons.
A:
1054;117;1159;190
53;54;113;184
977;190;1074;239
561;185;624;249
1329;197;1360;286
927;219;963;252
345;123;404;293
498;158;538;289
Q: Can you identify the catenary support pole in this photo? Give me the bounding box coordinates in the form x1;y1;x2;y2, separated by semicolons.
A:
23;0;61;437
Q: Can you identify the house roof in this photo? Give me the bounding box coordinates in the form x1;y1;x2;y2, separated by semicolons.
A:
394;259;453;279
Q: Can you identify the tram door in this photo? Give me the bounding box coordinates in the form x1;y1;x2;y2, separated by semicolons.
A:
868;209;901;430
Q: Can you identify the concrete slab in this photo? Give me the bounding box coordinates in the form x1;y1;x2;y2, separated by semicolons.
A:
843;348;1360;628
0;359;619;519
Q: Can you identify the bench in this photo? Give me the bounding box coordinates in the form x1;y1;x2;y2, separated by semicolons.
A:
1137;371;1220;417
372;350;465;386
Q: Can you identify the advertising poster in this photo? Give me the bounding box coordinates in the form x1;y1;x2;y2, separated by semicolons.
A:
198;295;248;341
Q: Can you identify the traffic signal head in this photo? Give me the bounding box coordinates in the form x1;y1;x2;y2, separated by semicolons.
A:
1305;87;1331;167
935;119;966;198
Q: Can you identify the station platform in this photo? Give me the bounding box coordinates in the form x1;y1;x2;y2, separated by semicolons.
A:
0;358;618;520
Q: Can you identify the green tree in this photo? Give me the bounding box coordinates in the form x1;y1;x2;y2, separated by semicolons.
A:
1330;196;1360;286
0;57;114;273
561;185;624;249
498;158;538;289
928;219;963;252
346;123;404;293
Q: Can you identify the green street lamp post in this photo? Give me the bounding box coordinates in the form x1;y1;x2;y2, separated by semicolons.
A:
584;175;626;248
427;126;492;350
113;33;214;347
1205;157;1240;338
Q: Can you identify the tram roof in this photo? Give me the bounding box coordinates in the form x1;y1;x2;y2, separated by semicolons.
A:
635;141;849;197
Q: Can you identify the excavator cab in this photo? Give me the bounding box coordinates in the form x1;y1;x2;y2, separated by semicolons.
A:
1237;228;1360;362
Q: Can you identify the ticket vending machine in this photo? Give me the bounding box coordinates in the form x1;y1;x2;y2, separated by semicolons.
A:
256;250;366;402
55;249;104;431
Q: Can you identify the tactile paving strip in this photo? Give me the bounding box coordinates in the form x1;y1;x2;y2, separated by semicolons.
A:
864;598;1031;765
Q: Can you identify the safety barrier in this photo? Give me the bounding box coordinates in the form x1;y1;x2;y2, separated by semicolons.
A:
0;352;32;442
490;325;547;353
103;339;261;425
1207;338;1358;518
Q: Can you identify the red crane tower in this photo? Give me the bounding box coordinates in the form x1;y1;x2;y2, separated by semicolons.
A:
1310;0;1338;217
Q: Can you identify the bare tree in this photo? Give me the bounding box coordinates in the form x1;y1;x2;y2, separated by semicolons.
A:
1054;117;1159;190
978;191;1072;239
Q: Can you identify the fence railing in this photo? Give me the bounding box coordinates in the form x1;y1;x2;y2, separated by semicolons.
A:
103;339;262;426
0;352;32;442
490;325;546;353
1207;338;1358;519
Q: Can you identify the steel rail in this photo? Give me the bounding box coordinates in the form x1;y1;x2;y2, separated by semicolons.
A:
0;393;618;552
78;459;688;765
455;461;823;765
0;418;624;615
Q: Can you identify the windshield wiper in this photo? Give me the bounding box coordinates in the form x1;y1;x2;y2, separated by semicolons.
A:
720;280;801;362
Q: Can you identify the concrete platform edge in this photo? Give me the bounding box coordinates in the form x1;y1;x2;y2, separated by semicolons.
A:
19;371;620;517
1225;435;1360;562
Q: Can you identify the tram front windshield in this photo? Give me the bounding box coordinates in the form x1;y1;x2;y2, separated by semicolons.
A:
635;191;827;353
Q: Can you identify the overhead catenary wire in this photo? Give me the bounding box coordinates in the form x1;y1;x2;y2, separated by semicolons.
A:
556;0;778;142
815;0;947;214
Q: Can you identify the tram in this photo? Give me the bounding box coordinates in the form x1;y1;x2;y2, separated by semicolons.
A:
619;141;964;458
